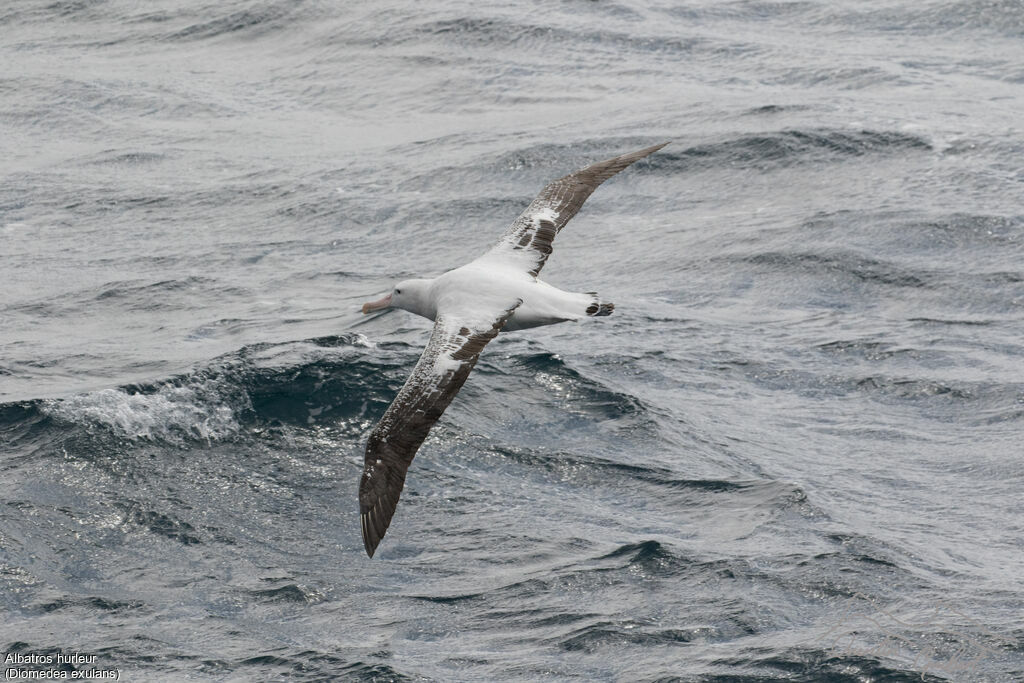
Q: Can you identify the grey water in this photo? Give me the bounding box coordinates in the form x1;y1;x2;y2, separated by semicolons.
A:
2;1;1023;680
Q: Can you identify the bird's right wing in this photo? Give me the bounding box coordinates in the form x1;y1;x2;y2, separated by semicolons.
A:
359;299;521;558
478;142;669;277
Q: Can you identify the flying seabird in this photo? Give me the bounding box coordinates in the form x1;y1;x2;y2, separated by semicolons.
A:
358;142;669;557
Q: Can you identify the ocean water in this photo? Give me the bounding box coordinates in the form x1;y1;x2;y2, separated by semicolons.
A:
2;0;1023;680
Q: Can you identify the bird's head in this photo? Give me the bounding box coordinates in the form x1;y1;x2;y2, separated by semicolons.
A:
362;279;430;315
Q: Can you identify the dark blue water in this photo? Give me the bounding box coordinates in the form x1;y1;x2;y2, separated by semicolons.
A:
2;1;1023;680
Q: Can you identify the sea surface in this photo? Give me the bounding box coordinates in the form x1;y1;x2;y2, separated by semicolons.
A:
2;1;1023;681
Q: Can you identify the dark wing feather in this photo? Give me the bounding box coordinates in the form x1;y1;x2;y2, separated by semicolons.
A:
359;302;520;558
481;142;669;277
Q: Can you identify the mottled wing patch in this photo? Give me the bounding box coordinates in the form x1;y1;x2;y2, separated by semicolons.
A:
512;216;557;277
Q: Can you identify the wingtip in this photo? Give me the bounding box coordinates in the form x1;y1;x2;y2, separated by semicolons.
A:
640;140;671;156
362;528;379;559
593;140;671;176
360;510;379;558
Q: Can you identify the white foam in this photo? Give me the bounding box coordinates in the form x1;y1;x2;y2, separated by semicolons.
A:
351;333;374;348
43;379;245;444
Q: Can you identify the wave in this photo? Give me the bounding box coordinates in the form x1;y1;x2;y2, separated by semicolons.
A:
397;129;931;201
231;655;413;682
90;276;251;311
815;0;1024;38
656;129;931;172
793;211;1024;260
8;330;658;449
162;3;302;42
740;250;934;289
508;351;648;421
40;377;245;445
658;0;1024;38
244;582;324;605
10;312;1019;458
26;334;370;445
418;16;706;56
7;1;322;45
558;619;699;653
492;445;803;501
512;130;930;173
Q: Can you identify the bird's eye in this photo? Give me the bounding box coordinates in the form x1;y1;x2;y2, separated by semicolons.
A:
395;288;402;295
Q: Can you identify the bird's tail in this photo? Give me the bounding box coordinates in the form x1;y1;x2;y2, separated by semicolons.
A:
585;292;615;317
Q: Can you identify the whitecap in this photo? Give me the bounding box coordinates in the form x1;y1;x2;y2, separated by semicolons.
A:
42;378;246;444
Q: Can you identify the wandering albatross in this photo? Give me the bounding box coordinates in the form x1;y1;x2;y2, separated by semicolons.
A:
358;142;669;557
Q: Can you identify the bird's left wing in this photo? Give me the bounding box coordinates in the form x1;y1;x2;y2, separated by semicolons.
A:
478;142;669;277
359;300;521;558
